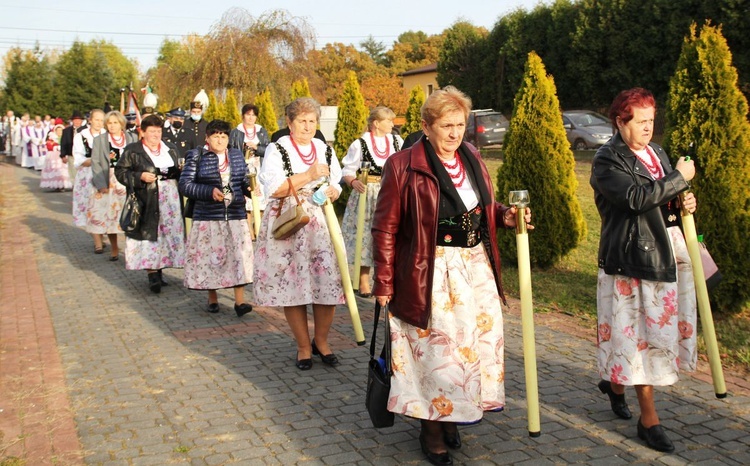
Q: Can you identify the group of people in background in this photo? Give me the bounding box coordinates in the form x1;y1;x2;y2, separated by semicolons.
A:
0;83;701;464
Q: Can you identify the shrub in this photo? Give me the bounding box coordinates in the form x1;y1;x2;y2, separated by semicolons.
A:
495;52;586;268
664;23;750;313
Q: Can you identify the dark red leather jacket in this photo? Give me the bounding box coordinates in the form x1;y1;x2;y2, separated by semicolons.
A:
371;140;510;329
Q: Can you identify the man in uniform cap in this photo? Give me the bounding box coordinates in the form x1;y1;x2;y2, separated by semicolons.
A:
124;112;138;135
162;107;190;157
183;99;208;152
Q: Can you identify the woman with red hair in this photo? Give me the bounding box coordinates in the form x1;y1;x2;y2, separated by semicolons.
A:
591;87;697;453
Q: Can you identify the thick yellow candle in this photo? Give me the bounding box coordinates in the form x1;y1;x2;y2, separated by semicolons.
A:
680;202;726;398
322;200;366;345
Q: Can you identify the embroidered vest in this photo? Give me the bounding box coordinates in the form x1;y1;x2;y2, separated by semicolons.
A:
357;134;400;176
275;142;333;178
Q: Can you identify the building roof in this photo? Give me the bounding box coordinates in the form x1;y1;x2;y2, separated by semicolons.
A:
400;63;438;77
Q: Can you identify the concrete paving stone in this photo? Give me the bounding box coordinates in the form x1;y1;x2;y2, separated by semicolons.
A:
491;449;533;464
101;460;130;466
204;453;232;465
320;450;366;465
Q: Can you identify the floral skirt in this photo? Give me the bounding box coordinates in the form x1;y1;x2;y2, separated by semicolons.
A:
39;150;72;190
72;166;92;228
388;244;505;423
253;190;345;307
184;219;254;290
87;168;126;234
341;182;380;268
597;226;697;386
125;180;186;271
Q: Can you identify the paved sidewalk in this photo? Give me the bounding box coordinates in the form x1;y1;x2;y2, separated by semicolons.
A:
1;161;749;465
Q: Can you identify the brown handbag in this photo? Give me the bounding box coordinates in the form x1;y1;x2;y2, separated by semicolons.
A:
272;178;310;240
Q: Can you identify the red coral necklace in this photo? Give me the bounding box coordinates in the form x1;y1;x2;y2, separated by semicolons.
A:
369;132;390;159
290;137;317;166
440;152;466;187
243;124;256;140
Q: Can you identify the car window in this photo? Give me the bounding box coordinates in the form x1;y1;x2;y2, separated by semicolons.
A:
477;114;506;126
569;112;608;127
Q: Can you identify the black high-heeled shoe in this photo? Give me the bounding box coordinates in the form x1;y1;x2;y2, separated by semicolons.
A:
295;352;313;370
637;418;675;452
311;339;339;366
598;380;632;419
147;272;161;294
419;434;453;466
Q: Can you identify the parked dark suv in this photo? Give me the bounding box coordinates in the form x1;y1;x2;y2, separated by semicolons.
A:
465;109;509;148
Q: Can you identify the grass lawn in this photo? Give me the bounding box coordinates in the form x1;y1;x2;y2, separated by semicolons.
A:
482;150;750;373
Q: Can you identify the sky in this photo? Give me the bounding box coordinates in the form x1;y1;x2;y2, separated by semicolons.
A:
0;0;545;72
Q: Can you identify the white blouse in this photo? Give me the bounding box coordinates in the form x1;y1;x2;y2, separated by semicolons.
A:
72;128;105;168
259;135;342;199
341;131;403;178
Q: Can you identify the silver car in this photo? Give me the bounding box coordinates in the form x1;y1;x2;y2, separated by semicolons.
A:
562;110;613;150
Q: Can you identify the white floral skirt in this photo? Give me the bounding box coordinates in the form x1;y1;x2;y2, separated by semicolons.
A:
341;182;380;268
253;190;345;307
87;168;126;234
39;149;72;190
388;244;505;423
597;226;697;386
184;219;254;290
72;166;92;228
125;180;186;271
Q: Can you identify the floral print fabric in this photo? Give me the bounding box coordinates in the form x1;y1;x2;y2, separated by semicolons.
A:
86;168;126;234
39;148;72;190
597;226;697;386
253;189;345;307
124;180;186;271
72;166;92;227
184;219;254;290
341;182;381;267
388;244;505;423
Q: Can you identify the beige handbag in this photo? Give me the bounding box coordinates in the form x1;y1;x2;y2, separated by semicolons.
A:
272;178;310;240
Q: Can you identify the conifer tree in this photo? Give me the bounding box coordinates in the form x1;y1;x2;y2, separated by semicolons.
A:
333;71;367;161
223;89;241;127
664;23;750;313
291;78;312;100
401;85;425;138
203;91;221;122
254;88;279;134
496;52;586;267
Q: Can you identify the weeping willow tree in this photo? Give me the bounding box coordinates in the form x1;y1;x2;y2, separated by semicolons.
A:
148;8;313;113
199;9;314;113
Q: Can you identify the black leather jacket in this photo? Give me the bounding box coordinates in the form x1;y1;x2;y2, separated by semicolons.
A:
115;141;181;241
590;133;690;282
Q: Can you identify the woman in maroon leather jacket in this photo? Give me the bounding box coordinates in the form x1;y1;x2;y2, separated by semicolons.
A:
372;86;531;466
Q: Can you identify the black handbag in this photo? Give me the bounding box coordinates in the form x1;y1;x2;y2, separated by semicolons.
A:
119;191;142;233
182;147;203;219
365;302;394;428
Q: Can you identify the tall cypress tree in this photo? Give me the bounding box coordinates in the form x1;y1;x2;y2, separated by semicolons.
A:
203;91;221;122
290;78;312;100
333;71;367;161
223;89;241;127
664;23;750;313
496;52;586;267
401;85;425;138
254;89;279;134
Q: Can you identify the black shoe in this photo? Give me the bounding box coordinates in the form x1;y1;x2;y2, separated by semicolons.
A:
637;418;675;453
207;303;220;313
148;273;161;294
295;353;313;370
356;291;373;298
311;339;340;366
157;269;169;286
109;255;119;261
443;426;461;449
598;380;632;419
419;434;453;466
234;303;253;317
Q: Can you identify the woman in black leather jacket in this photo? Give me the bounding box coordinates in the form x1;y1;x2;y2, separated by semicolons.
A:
179;119;254;317
115;114;185;293
591;88;697;453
